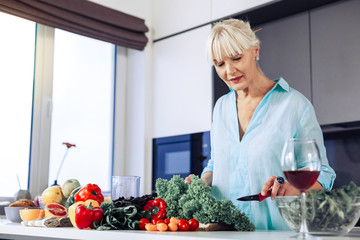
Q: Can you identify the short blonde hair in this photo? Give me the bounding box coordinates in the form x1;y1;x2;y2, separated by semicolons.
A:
207;19;260;64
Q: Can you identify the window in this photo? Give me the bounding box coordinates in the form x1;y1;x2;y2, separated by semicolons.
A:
0;12;36;196
0;12;116;198
48;29;115;191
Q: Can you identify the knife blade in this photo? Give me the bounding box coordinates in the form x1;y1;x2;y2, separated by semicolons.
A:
237;190;271;202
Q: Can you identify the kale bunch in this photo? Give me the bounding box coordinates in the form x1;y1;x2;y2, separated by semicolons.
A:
156;175;255;231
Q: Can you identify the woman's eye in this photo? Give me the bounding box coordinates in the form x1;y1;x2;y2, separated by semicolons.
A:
233;57;241;61
216;62;224;67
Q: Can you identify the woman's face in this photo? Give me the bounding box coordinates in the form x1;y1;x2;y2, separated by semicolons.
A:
213;46;259;91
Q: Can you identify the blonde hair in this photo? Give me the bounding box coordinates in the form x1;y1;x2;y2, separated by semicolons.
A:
207;19;260;64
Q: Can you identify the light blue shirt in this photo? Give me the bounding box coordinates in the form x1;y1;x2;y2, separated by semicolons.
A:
202;77;336;230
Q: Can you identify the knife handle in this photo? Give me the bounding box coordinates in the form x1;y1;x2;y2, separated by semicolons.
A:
258;190;272;202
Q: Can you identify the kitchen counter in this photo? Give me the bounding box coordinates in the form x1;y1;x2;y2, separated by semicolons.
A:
1;218;360;240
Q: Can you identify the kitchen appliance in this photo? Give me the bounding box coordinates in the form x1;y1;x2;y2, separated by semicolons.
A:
152;131;210;191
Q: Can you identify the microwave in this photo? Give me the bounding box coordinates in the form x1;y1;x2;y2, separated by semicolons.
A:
152;131;210;191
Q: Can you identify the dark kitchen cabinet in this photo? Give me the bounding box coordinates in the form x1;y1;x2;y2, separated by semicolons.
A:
256;12;312;101
214;0;360;126
311;0;360;125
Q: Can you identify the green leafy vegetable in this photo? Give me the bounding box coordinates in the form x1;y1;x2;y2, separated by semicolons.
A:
94;202;151;230
156;175;255;231
278;181;360;232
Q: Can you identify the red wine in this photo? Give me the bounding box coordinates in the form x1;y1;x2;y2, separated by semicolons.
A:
284;170;320;191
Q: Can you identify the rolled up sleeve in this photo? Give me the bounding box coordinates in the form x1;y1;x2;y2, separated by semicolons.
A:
295;104;336;190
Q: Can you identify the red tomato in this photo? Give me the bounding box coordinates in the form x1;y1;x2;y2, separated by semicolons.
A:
152;218;164;225
139;218;150;230
188;219;199;231
164;218;171;224
177;219;190;231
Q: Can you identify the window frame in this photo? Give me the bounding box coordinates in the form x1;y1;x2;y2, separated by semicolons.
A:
27;24;121;198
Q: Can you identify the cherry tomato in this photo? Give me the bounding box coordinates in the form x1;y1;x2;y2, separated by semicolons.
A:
188;219;199;231
177;219;190;231
139;218;150;230
152;218;164;225
164;218;171;224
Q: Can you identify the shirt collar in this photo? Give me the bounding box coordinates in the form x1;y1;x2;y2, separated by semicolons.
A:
273;77;289;92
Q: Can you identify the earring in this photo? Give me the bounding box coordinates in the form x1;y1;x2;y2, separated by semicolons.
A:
255;55;260;61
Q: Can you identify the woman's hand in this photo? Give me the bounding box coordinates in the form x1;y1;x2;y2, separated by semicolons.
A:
184;174;193;183
261;176;300;200
184;172;213;187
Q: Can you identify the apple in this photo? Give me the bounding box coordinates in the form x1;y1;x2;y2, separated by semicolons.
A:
62;179;81;198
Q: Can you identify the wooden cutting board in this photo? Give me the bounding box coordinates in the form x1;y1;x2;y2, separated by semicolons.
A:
198;223;236;231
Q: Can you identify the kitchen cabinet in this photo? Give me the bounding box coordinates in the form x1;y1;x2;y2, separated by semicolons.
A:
152;25;212;138
311;0;360;125
214;0;360;125
256;11;312;101
211;0;275;23
152;0;211;40
152;0;274;40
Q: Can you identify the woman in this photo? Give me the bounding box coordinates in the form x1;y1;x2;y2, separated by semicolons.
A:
186;19;336;230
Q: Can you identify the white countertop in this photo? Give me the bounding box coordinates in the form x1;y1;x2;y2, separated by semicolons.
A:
1;218;360;240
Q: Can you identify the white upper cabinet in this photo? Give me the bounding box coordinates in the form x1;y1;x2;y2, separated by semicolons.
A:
152;0;274;40
152;25;212;138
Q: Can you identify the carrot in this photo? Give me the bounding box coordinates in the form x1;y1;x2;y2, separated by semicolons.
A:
157;222;168;232
168;222;178;231
145;223;158;231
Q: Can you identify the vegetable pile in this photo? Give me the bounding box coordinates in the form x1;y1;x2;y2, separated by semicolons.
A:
278;181;360;232
307;181;360;231
155;175;255;231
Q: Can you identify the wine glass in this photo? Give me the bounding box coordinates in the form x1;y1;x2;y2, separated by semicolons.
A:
281;138;322;239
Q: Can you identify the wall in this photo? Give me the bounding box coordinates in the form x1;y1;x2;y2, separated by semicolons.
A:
90;0;274;194
89;0;154;194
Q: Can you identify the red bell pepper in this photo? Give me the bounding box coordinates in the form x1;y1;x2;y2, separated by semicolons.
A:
74;183;104;204
75;202;103;229
143;198;167;219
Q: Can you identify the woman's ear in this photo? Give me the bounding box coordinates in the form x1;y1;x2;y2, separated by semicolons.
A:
254;45;260;57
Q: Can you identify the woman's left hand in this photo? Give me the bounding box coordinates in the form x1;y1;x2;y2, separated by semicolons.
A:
261;176;300;200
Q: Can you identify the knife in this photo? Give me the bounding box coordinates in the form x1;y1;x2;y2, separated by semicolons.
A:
237;190;272;202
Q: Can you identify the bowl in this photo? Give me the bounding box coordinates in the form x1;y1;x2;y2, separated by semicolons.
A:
5;207;40;223
276;194;360;235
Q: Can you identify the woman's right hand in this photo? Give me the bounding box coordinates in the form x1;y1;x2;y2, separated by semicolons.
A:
184;174;193;183
184;172;213;187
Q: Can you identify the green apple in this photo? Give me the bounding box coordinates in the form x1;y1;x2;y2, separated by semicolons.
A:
62;179;81;198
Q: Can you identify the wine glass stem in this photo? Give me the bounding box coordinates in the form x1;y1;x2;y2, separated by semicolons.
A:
299;191;309;238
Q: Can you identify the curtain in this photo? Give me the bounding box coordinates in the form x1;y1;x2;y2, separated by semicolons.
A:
0;0;149;50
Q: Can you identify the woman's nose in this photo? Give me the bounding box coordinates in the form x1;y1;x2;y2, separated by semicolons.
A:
226;62;237;75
